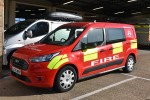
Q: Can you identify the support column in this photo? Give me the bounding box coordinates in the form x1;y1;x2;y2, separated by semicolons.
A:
8;0;16;27
51;7;56;12
77;11;84;21
4;0;9;30
0;0;4;73
47;6;56;12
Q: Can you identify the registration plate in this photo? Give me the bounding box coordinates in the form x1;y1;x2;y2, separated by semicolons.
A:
12;67;21;75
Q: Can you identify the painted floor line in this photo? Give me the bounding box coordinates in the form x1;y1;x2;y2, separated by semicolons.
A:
71;77;136;100
122;73;150;81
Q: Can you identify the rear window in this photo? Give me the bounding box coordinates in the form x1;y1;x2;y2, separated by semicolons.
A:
106;28;125;44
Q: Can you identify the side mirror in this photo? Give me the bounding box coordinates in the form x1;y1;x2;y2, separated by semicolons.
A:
81;42;96;50
81;42;87;50
26;30;33;38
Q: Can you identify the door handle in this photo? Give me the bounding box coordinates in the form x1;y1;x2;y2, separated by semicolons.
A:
126;42;130;44
100;49;105;52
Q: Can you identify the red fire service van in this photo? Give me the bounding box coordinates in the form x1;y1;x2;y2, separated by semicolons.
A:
10;22;137;92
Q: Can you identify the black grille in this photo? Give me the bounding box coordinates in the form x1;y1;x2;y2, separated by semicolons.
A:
11;57;28;70
11;71;31;82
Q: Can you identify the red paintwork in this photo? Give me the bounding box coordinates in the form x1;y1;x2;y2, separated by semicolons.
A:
10;22;137;88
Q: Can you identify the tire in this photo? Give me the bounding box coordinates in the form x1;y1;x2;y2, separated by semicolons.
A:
7;51;15;67
54;66;77;92
123;55;135;73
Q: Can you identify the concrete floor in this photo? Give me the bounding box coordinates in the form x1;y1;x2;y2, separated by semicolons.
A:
0;49;150;100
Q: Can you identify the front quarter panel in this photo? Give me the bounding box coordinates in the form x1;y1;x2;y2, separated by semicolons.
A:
3;44;24;65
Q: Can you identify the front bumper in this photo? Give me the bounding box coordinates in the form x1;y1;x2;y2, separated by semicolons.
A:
3;52;8;66
10;63;57;88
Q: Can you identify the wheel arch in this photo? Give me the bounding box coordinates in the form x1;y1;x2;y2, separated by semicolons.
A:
53;64;79;92
128;53;137;63
54;64;79;83
7;49;17;62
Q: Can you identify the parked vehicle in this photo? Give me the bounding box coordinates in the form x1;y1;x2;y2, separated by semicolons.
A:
134;24;150;46
3;12;82;66
10;22;137;92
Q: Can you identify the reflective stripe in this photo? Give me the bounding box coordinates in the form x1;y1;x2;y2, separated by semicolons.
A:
83;48;97;55
131;39;137;49
62;54;67;59
134;25;150;28
134;25;141;28
112;42;123;54
53;58;69;69
47;55;63;69
84;53;98;62
83;48;98;62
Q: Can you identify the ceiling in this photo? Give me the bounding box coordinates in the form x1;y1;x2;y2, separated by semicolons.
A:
16;0;150;21
16;4;47;19
48;0;150;17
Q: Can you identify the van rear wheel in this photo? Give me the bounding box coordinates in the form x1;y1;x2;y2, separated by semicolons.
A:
54;66;77;92
123;55;135;73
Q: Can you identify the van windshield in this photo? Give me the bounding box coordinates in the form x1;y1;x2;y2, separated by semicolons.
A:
40;27;84;46
5;21;34;35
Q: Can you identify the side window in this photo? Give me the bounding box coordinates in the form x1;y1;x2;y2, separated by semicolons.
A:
106;28;125;44
73;28;104;51
87;28;104;46
28;22;49;38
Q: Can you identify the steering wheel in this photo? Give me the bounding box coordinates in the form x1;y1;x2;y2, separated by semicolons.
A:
60;38;66;42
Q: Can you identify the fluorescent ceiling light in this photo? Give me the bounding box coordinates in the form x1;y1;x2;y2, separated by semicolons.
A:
38;9;46;11
15;11;19;12
93;7;103;10
63;1;74;5
131;12;141;14
128;0;137;2
147;7;150;8
25;10;31;11
31;14;35;15
114;11;124;14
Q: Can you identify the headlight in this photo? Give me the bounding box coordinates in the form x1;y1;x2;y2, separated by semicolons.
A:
30;52;60;63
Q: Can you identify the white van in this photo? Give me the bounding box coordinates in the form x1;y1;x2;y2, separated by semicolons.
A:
3;12;82;66
3;19;70;66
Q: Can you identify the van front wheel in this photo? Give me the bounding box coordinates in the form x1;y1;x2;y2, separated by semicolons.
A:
54;66;77;92
123;55;135;73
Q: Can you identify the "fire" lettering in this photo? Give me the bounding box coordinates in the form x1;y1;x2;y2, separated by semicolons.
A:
91;54;119;66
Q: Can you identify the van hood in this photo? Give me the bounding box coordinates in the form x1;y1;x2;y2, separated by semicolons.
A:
15;43;68;58
4;33;14;40
4;32;24;47
4;32;15;44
